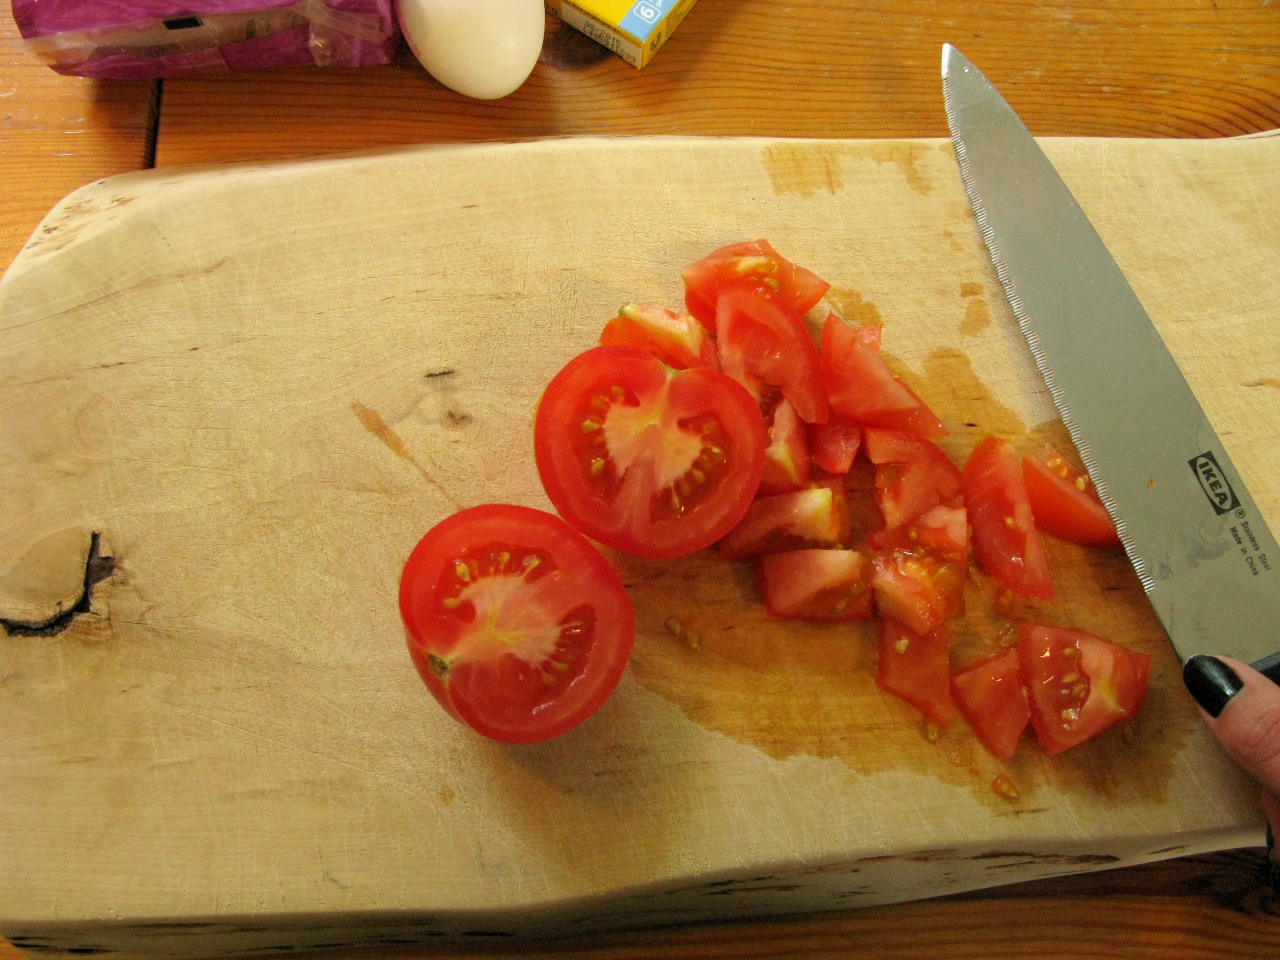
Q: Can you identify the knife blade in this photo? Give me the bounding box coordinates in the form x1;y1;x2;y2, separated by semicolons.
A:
940;43;1280;681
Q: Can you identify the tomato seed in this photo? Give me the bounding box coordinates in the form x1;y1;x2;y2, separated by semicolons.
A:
453;560;471;582
992;773;1020;803
581;419;601;433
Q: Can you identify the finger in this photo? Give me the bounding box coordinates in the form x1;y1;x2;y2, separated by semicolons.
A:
1183;654;1280;797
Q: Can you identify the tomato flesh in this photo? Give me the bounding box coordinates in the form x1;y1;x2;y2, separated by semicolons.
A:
400;505;635;744
757;549;874;622
535;345;766;559
682;239;831;332
820;315;947;437
760;398;811;494
864;428;963;530
963;436;1053;599
715;285;829;424
1016;624;1151;755
719;481;852;560
1022;445;1121;549
809;416;862;475
877;619;954;727
951;649;1030;759
599;303;717;371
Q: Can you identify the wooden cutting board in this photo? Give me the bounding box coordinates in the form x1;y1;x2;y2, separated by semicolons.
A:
2;133;1278;959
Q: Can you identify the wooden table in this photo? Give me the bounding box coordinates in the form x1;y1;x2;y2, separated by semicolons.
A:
2;1;1278;957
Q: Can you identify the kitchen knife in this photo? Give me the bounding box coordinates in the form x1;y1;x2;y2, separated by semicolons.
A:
940;43;1280;681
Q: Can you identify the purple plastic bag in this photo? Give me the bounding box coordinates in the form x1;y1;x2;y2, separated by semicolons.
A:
12;0;400;77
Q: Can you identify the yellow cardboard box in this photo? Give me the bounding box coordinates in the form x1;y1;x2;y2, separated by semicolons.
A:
545;0;700;69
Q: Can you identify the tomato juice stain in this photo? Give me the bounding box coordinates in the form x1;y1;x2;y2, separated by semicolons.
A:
614;349;1192;815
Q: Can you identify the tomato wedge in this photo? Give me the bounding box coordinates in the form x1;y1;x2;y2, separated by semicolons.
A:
682;239;831;332
535;345;766;559
820;315;947;437
718;480;852;560
399;504;636;744
760;398;811;494
715;285;829;424
756;549;874;622
598;303;717;371
809;415;862;475
963;436;1053;599
877;619;954;727
951;649;1030;759
1016;624;1151;755
870;502;967;637
863;428;963;530
1022;444;1121;549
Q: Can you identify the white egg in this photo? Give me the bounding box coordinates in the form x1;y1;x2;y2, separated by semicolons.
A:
396;0;545;100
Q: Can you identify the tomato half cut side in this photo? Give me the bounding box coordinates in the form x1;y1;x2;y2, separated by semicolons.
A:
1022;445;1121;549
535;345;766;559
963;436;1053;599
400;504;636;744
951;649;1030;759
1016;624;1151;755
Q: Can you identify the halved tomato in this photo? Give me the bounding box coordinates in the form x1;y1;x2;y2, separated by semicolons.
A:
760;398;811;494
951;648;1030;759
1022;444;1121;549
400;504;636;744
963;436;1053;599
534;345;766;559
1016;623;1151;755
715;285;829;424
877;619;954;727
598;303;717;371
682;239;831;332
809;415;862;475
863;428;963;530
756;549;874;622
820;314;947;437
718;480;852;560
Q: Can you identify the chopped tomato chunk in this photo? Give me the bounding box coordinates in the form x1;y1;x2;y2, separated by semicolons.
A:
877;619;954;727
963;437;1053;599
598;303;717;370
760;398;812;494
719;482;852;560
756;549;874;622
863;428;963;530
1022;444;1121;549
820;314;947;437
682;239;831;332
951;649;1030;759
809;416;862;475
1017;624;1151;755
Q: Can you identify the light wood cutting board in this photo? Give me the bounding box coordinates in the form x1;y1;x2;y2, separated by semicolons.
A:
1;133;1278;959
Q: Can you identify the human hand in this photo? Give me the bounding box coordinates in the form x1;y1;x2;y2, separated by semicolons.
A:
1183;654;1280;886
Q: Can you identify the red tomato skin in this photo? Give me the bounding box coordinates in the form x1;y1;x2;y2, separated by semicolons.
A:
400;504;636;744
756;548;874;622
598;303;717;371
962;437;1053;599
715;285;830;425
809;417;862;475
951;649;1031;759
534;345;766;559
877;619;954;727
1022;446;1121;549
682;239;831;332
863;429;963;530
820;315;948;438
1016;624;1151;755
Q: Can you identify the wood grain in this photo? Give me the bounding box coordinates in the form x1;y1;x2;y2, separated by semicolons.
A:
153;0;1280;168
1;134;1277;958
0;18;156;277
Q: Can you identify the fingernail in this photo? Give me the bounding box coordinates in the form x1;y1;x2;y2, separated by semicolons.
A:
1183;654;1244;718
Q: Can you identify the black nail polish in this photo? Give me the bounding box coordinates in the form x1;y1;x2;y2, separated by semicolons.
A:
1183;654;1244;718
